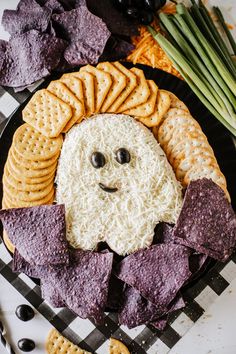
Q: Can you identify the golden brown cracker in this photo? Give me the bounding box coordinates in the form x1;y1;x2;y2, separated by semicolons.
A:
125;79;158;117
13;124;63;161
60;74;85;112
46;328;91;354
4;164;54;192
3;230;15;253
97;62;127;112
138;89;171;127
80;65;112;112
47;80;84;132
4;186;55;208
163;90;189;112
73;71;95;116
23;89;72;138
108;62;137;112
110;338;130;354
117;67;150;112
12;146;59;171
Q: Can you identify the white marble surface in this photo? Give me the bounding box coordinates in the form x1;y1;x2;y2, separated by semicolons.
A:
0;1;236;353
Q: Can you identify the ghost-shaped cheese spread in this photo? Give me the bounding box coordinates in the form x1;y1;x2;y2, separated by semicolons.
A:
56;114;183;255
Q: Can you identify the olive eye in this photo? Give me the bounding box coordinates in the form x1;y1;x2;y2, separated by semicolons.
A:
90;152;106;169
115;148;131;164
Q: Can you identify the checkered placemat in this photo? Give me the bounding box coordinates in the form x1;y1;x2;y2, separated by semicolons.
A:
1;84;236;353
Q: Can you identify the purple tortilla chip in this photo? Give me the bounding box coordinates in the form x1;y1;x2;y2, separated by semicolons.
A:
85;0;139;37
119;286;164;328
41;278;65;307
152;316;168;331
1;1;51;36
100;36;135;61
12;250;49;278
154;223;175;244
52;6;110;65
44;0;64;13
0;30;67;87
116;244;191;308
0;40;7;71
0;204;69;266
47;249;113;323
173;178;236;261
106;274;125;310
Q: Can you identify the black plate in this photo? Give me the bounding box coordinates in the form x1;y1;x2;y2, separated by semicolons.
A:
1;63;235;211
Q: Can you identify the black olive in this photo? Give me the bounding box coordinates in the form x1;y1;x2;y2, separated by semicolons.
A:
144;0;166;10
112;0;132;10
140;9;154;24
18;339;35;352
15;305;34;322
126;7;140;19
132;0;145;8
90;152;106;169
116;148;131;164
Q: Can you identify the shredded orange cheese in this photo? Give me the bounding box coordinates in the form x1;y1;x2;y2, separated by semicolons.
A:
127;21;181;78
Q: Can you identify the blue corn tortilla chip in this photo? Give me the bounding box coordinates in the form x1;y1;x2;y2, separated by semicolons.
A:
100;36;135;61
46;249;113;323
173;178;236;261
151;316;168;331
0;30;67;87
0;40;7;71
41;278;65;308
44;0;64;13
0;204;69;266
85;0;139;37
106;274;125;311
154;223;175;244
1;0;51;36
116;244;191;308
52;6;110;65
12;250;48;278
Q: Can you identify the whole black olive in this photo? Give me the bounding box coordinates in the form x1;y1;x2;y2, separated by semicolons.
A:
116;148;131;164
132;0;145;8
112;0;132;10
15;305;34;322
90;152;106;169
18;338;35;352
126;7;140;19
144;0;166;10
140;9;154;24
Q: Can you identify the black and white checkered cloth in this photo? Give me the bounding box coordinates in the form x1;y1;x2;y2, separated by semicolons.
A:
1;84;236;354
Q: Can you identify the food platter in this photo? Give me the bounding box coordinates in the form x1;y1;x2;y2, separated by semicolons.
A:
1;63;235;211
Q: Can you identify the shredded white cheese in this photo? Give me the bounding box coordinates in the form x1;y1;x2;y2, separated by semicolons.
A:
56;114;183;255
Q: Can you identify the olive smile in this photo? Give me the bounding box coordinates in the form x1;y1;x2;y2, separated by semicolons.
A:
99;183;118;193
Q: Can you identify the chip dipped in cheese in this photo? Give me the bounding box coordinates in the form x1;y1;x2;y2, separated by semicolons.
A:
56;114;183;255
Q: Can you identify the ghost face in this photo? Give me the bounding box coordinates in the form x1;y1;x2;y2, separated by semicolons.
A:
56;114;182;255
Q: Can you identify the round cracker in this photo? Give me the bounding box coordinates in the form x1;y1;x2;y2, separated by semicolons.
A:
3;175;54;202
3;230;15;253
12;146;60;170
4;164;55;192
4;186;55;208
173;146;215;171
183;163;227;188
110;338;130;354
8;149;57;178
13;123;63;161
6;160;56;184
163;90;190;112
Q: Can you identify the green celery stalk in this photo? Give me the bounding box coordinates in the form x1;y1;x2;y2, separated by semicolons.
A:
159;12;234;117
152;32;236;135
213;6;236;55
176;4;236;96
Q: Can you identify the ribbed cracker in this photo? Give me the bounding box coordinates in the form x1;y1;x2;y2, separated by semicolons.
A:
23;89;72;138
124;80;158;117
12;146;59;171
164;90;189;112
6;160;56;185
4;186;55;208
3;230;15;253
138;89;171;127
117;67;150;112
60;74;85;113
46;329;91;354
97;62;126;113
47;81;84;132
8;149;57;179
108;62;137;112
184;163;227;189
80;65;112;112
110;338;130;354
13;124;63;161
3;174;54;202
4;164;54;192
